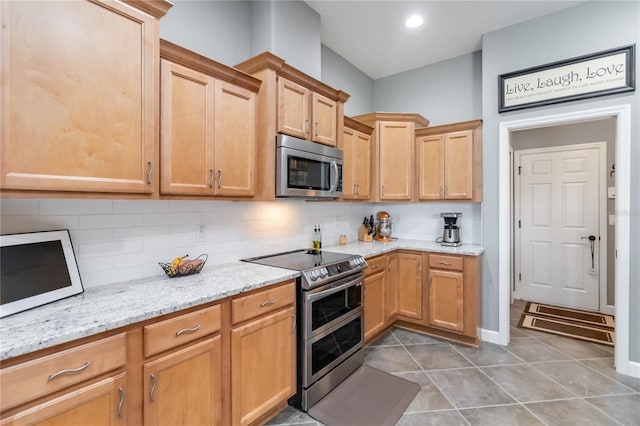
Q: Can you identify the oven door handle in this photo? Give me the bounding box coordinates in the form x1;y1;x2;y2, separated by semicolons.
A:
306;279;361;302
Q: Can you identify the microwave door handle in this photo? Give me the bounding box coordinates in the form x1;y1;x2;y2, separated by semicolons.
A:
330;161;338;192
306;279;362;302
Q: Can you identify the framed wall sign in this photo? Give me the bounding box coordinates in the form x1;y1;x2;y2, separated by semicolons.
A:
499;44;635;113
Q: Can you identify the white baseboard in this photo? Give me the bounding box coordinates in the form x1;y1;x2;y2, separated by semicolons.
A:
480;328;501;345
623;359;640;379
603;304;615;315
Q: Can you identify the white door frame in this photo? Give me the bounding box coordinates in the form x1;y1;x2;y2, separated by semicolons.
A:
513;142;608;313
498;104;635;378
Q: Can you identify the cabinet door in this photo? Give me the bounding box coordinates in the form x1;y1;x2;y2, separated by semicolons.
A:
396;253;422;321
144;337;222;426
428;269;464;333
342;128;370;200
160;59;215;195
378;121;414;201
341;127;357;199
2;373;127;426
417;135;444;200
444;130;473;200
384;254;398;322
0;0;156;194
364;272;385;342
231;307;296;426
277;77;310;139
311;93;337;146
213;81;256;197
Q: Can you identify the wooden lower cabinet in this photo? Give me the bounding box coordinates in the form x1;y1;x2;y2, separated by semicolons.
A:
384;254;398;322
1;373;127;426
230;306;296;426
364;271;385;342
143;337;222;426
427;269;464;332
396;252;424;323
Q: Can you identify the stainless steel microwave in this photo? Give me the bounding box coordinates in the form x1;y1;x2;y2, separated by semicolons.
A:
276;134;343;199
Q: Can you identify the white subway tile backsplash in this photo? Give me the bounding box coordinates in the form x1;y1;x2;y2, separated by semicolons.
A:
0;198;482;288
39;199;113;215
79;214;142;229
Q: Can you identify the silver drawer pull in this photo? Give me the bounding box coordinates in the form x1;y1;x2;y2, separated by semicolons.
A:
147;161;153;184
176;324;201;336
48;361;90;381
260;299;277;307
149;374;157;402
118;387;125;417
438;261;452;266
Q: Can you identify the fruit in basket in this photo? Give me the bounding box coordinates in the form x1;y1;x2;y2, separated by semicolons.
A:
177;258;204;274
166;255;188;276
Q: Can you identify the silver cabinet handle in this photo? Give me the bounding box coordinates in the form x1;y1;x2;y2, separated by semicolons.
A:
440;186;444;197
210;169;215;188
304;119;310;133
217;170;223;189
118;387;125;417
315;122;319;137
149;374;157;402
291;315;296;333
260;299;277;307
48;361;90;381
147;161;153;184
438;261;452;266
176;324;201;336
381;184;385;196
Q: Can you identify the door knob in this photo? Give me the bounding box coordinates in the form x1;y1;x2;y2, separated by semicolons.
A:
581;235;596;241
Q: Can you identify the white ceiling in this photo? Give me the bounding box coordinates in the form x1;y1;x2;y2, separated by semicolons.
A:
305;1;583;80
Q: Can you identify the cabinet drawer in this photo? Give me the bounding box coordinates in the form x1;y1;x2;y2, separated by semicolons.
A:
429;254;464;271
232;280;295;325
365;256;386;277
0;333;127;412
144;305;222;357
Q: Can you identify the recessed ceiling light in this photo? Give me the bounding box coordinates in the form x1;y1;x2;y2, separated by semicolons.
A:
405;14;423;29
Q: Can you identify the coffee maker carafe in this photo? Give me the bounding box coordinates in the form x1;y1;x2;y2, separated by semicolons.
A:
439;212;462;246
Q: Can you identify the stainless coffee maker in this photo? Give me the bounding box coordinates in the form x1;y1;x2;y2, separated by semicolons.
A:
439;213;462;246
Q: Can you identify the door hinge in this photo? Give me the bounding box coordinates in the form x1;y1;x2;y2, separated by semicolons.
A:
518;166;522;175
518;220;521;228
519;273;521;281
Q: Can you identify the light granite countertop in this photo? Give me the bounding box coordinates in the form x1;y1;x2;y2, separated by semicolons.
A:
0;239;482;361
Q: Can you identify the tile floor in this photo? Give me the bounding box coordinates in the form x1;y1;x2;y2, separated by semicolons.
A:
267;300;640;426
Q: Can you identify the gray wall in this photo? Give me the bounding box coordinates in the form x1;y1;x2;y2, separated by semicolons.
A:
160;0;251;65
511;119;617;306
481;1;639;361
321;45;374;116
374;51;483;125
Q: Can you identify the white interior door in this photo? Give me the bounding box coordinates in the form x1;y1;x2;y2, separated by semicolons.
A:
516;145;602;311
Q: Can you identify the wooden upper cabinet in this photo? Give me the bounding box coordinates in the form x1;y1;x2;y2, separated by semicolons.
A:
277;77;310;139
0;0;171;195
351;113;429;202
341;117;373;200
311;93;337;146
159;40;260;198
416;120;483;202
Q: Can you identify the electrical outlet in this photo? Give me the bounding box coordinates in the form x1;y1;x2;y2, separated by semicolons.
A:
195;215;206;243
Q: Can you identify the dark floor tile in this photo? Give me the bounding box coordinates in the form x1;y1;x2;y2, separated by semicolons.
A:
453;341;525;366
537;335;614;360
363;345;420;373
265;406;318;425
580;358;640;392
482;364;575;402
525;399;620;426
396;410;468;426
507;338;570;362
392;328;442;345
511;324;534;339
368;329;401;346
460;404;544;426
405;343;473;370
533;360;632;397
428;367;515;408
394;371;453;412
586;394;640;426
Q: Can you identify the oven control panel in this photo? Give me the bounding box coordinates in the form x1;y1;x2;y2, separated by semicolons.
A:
302;256;367;288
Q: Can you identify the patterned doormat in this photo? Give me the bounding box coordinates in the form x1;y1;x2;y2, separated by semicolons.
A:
517;302;615;346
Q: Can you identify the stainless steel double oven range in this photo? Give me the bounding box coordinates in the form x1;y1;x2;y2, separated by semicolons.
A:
243;249;367;411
